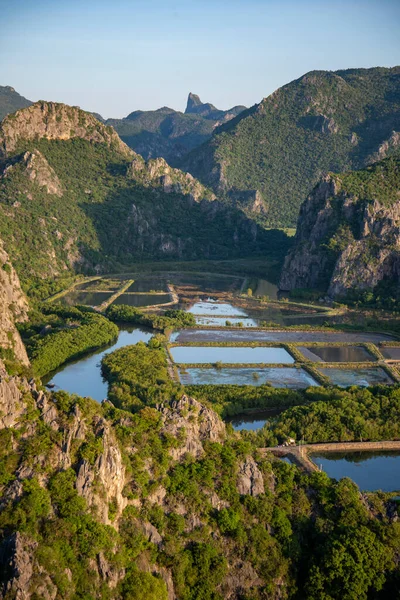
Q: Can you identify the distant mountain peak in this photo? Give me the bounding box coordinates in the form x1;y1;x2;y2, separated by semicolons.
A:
186;93;203;111
185;93;217;116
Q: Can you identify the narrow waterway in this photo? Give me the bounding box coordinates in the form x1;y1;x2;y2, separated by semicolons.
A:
42;326;152;402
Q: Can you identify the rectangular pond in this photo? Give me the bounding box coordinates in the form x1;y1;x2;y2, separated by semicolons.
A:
111;293;171;307
195;316;258;328
311;451;400;492
187;301;248;317
125;279;168;293
60;291;113;307
171;329;396;344
178;366;317;387
76;279;122;291
319;367;395;387
170;346;295;364
381;347;400;360
298;345;375;363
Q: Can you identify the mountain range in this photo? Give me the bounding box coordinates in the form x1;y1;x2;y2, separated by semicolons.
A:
180;67;400;227
0;100;282;290
1;69;400;300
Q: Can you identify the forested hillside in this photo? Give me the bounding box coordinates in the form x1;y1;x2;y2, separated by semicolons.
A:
180;67;400;227
0;101;284;291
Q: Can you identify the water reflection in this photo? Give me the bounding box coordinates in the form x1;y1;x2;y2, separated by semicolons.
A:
43;327;152;402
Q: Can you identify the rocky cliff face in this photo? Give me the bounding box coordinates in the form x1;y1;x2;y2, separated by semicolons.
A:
1;149;63;196
0;242;29;365
0;368;274;599
0;101;134;158
279;156;400;298
127;155;216;202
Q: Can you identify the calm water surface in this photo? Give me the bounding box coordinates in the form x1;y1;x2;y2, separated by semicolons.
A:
112;293;171;307
228;409;283;431
311;451;400;491
179;366;317;387
195;316;258;327
320;367;394;387
60;291;113;306
299;345;375;363
43;327;152;402
170;346;295;364
187;300;248;316
171;329;396;344
126;279;167;292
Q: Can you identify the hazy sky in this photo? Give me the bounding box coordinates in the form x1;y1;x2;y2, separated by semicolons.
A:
1;0;400;118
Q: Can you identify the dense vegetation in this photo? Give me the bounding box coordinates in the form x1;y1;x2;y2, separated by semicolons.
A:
181;67;400;227
2;371;400;597
264;385;400;445
106;305;196;331
0;131;286;289
20;304;118;377
101;341;181;411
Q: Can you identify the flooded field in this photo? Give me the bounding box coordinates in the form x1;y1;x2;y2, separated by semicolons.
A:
187;301;248;316
60;291;113;307
42;327;152;402
299;345;375;363
170;346;295;364
172;329;396;344
311;451;400;491
76;279;121;291
112;293;171;307
381;347;400;360
125;279;168;293
178;366;317;387
194;316;258;327
319;367;395;387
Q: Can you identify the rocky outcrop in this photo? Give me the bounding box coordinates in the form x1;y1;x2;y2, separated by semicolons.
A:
0;533;57;600
1;149;63;196
127;155;216;202
158;395;226;460
75;417;128;524
0;101;134;158
185;92;246;122
280;157;400;298
0;360;28;429
237;456;265;496
0;242;29;365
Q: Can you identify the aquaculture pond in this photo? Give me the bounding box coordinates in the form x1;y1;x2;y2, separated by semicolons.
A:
170;346;295;365
60;291;113;307
187;300;248;316
381;347;400;360
172;329;396;344
111;293;171;307
125;279;168;293
311;451;400;492
178;366;317;387
319;367;395;387
42;327;152;402
75;279;121;291
299;345;375;363
194;316;258;327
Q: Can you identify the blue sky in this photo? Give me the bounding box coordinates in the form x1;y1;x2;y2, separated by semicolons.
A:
1;0;399;118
